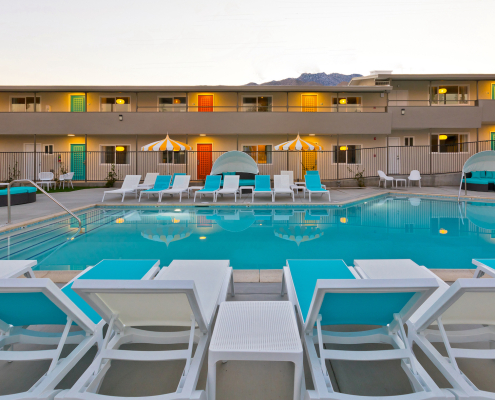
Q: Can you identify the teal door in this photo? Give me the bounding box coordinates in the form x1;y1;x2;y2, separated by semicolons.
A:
71;95;86;112
71;144;86;180
491;133;495;151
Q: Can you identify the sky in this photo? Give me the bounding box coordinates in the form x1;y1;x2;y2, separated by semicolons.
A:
1;0;494;85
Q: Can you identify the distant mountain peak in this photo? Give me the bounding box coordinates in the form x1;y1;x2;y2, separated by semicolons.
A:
246;72;362;86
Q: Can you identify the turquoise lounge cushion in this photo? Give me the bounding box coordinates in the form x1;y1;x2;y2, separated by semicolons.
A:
471;171;481;179
254;175;271;192
305;175;325;191
0;187;37;196
198;175;221;192
62;259;159;324
145;175;171;192
465;178;490;185
239;179;255;186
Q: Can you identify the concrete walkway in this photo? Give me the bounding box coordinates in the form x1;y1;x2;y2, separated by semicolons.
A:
2;184;495;230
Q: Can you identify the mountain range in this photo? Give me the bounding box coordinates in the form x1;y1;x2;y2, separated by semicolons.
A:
245;72;362;86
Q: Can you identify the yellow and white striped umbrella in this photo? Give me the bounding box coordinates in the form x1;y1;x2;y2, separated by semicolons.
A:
141;134;192;151
274;226;324;246
274;134;322;151
141;226;192;247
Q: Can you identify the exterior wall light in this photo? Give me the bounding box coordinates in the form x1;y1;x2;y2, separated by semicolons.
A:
68;134;75;137
339;98;347;105
438;88;447;94
116;98;125;104
309;134;316;136
119;115;123;121
439;135;448;140
339;146;348;151
439;228;448;234
116;146;125;152
199;134;206;137
401;109;405;115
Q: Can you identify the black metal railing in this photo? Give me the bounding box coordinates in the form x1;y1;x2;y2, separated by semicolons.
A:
1;141;493;183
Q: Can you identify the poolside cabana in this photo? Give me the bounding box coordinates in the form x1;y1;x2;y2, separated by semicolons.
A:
458;150;495;200
210;151;259;175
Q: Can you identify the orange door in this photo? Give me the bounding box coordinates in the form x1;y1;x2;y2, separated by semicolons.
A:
197;143;212;180
302;95;317;112
198;95;213;112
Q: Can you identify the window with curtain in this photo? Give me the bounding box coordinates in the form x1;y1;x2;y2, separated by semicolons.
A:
162;150;186;164
158;97;186;112
430;134;468;153
242;96;272;112
11;97;40;112
242;145;272;164
100;97;131;112
332;145;362;164
100;145;130;164
431;86;469;105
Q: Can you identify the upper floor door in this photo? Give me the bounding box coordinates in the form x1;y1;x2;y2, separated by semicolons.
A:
197;143;212;180
302;95;317;112
198;95;213;112
70;95;86;112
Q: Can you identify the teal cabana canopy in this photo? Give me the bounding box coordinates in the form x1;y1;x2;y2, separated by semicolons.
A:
210;151;259;175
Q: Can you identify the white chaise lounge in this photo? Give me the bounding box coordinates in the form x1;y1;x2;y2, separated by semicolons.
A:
102;175;141;202
273;175;295;202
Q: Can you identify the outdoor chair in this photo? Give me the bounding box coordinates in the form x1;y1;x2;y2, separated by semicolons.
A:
408;170;422;187
252;175;273;203
101;175;141;202
158;175;190;202
37;172;55;190
137;173;159;190
273;174;294;202
215;175;240;202
59;172;74;189
194;175;221;202
138;175;171;202
378;170;394;188
304;174;330;202
281;259;452;400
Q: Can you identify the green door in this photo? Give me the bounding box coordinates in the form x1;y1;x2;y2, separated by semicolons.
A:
71;144;86;180
492;84;495;100
491;133;495;151
70;95;86;112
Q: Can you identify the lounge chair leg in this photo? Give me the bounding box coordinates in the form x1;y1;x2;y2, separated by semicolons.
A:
121;193;125;203
194;192;197;203
101;193;105;202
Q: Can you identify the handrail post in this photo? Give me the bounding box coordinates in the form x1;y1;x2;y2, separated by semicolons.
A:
7;182;11;224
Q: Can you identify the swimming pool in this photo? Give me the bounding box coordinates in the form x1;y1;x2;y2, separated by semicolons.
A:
1;196;494;271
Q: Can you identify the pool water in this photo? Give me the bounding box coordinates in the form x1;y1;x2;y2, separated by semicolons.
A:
1;196;494;271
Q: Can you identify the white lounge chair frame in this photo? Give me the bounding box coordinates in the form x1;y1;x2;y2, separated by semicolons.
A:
408;262;495;400
0;260;36;278
159;175;191;203
101;175;141;203
273;175;295;202
214;175;240;203
378;170;394;188
63;260;234;400
282;264;449;400
0;279;101;400
137;173;160;190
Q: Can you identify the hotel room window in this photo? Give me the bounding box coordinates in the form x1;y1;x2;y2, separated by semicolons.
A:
242;145;273;164
332;145;362;164
404;137;414;146
158;97;186;112
431;86;469;105
332;97;362;112
100;145;130;164
162;151;186;164
11;97;40;112
100;97;131;112
44;145;54;154
430;134;468;153
242;96;272;112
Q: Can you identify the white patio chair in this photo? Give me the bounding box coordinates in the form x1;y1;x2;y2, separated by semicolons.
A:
406;259;495;400
378;170;394;188
273;175;294;202
281;170;304;196
137;172;159;190
281;259;451;400
408;170;422;187
59;172;75;189
158;175;190;202
65;260;234;400
215;175;240;202
101;175;141;202
37;172;55;190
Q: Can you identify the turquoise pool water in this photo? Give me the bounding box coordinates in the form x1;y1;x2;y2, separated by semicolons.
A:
1;196;494;271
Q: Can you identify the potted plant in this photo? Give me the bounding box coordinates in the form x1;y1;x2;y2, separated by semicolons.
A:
105;164;118;188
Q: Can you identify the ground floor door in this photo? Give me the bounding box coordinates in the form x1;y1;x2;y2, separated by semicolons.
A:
388;137;400;174
302;150;317;175
70;95;86;112
23;143;41;180
491;132;495;150
302;95;317;112
198;95;213;112
71;144;86;180
197;143;212;180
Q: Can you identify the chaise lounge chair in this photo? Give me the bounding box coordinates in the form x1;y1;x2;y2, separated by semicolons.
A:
62;260;234;400
304;175;330;202
194;175;221;202
102;175;141;203
252;175;273;203
0;259;160;400
137;173;160;190
159;175;190;202
139;175;171;202
215;175;240;203
273;175;294;202
406;258;495;400
282;259;452;400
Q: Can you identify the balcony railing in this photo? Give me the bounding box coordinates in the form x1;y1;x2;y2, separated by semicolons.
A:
388;100;478;107
2;140;492;184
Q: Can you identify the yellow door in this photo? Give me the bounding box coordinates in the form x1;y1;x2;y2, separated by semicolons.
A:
302;95;317;112
302;150;317;175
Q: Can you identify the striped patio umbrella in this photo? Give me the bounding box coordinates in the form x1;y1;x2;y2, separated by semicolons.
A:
274;226;324;246
274;134;322;151
141;134;192;151
141;226;192;246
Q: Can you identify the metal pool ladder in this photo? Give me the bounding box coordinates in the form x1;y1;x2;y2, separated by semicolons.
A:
5;179;82;236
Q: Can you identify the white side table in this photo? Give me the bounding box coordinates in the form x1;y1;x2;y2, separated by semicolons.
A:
239;186;253;199
395;178;407;188
208;301;303;400
187;186;204;198
0;260;36;278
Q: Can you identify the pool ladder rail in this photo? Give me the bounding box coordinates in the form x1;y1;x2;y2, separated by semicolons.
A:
4;179;83;239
